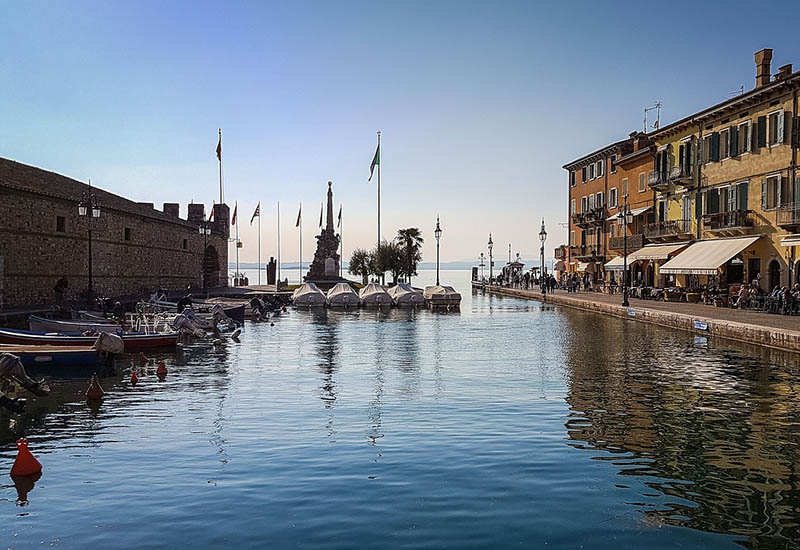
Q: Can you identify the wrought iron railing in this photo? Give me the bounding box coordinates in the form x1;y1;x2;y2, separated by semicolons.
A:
648;171;668;189
643;219;692;238
776;203;800;228
669;165;693;183
609;233;644;251
702;210;753;231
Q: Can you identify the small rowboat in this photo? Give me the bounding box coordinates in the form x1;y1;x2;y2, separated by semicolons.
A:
29;315;122;334
0;346;100;368
0;328;179;352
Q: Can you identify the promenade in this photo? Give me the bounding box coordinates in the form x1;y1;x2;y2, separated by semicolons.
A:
486;285;800;353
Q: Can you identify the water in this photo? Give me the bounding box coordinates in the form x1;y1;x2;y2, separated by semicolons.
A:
2;270;800;549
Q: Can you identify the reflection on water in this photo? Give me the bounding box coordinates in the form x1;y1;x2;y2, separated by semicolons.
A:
2;270;800;549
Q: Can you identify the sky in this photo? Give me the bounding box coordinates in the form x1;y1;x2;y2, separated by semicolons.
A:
2;0;799;266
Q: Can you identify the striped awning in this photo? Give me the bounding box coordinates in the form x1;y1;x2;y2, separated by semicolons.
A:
603;256;628;271
554;260;567;271
780;234;800;246
576;262;596;273
627;243;690;261
660;236;761;275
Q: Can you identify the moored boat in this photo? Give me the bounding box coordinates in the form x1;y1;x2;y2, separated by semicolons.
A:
326;283;360;308
29;315;122;334
0;345;100;368
359;283;392;307
387;282;425;307
0;327;179;352
423;285;462;308
292;283;326;307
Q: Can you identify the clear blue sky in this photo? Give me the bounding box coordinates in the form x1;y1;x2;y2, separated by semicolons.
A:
2;0;798;264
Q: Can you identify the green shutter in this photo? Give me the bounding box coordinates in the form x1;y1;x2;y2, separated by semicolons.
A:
761;178;768;210
757;116;767;148
711;132;720;161
730;127;739;157
737;182;748;210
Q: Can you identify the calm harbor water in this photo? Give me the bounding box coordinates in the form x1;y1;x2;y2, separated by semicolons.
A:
2;270;800;549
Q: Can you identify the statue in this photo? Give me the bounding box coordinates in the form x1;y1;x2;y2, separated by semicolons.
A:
305;181;341;281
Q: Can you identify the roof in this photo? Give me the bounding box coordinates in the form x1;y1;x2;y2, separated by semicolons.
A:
0;157;196;227
562;138;629;170
616;146;652;165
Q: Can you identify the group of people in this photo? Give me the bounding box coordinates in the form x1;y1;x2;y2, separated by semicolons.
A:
735;282;800;314
496;271;558;292
564;273;592;293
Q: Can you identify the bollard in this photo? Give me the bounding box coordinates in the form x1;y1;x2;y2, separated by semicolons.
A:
10;439;42;477
86;374;105;401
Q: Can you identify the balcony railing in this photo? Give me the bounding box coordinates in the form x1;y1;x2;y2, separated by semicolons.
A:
571;207;608;227
776;202;800;228
648;170;669;190
554;247;567;260
642;219;693;239
668;165;693;185
569;245;603;260
608;233;644;251
702;210;754;231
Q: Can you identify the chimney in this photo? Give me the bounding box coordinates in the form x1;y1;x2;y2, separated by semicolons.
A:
776;63;792;81
163;203;180;217
755;48;773;88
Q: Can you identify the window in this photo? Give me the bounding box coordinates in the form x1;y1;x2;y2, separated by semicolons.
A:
762;174;788;209
182;239;188;250
768;110;785;146
703;134;713;162
581;167;587;183
124;228;132;241
657;199;667;222
588;194;595;210
621;178;629;197
610;224;616;239
589;163;595;180
736;181;749;210
719;186;731;213
609;187;618;208
720;128;730;159
595;192;604;208
596;160;604;178
610;154;617;173
737;121;752;154
56;216;66;233
595;227;602;248
570;199;576;215
580;229;586;246
570;171;576;187
580;196;588;213
570;230;575;246
638;172;646;192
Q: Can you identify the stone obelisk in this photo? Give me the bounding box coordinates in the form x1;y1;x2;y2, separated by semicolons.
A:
305;182;341;282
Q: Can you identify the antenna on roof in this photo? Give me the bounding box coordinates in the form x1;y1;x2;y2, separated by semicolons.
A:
727;85;745;97
644;101;662;132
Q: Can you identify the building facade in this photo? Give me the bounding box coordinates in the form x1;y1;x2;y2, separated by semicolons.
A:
0;157;229;309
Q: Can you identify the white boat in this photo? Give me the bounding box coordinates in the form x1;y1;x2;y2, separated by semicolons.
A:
423;285;462;308
326;283;360;308
359;283;392;307
292;283;326;307
388;282;425;307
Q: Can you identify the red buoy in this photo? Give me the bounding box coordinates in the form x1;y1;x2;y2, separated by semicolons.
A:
156;362;167;380
86;374;105;401
10;439;42;477
131;368;138;385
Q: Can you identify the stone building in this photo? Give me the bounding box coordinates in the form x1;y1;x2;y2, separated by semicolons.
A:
0;157;229;309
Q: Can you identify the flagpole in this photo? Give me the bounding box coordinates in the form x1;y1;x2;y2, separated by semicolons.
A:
235;202;240;284
299;203;303;284
377;130;382;284
340;207;343;278
277;201;281;287
218;128;223;205
258;205;261;286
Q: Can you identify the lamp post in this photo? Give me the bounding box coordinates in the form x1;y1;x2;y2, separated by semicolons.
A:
487;233;494;284
618;197;633;307
479;252;485;281
539;218;547;295
78;183;100;306
199;220;212;298
434;216;442;286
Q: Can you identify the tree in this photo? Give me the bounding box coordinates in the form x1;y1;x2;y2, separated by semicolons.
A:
372;240;404;284
395;228;424;284
348;248;371;284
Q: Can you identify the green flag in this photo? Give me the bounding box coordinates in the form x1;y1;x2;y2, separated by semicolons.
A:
369;144;380;182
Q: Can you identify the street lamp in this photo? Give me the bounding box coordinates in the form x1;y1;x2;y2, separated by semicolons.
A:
617;197;633;307
78;182;100;306
434;216;442;286
199;219;212;297
487;233;494;284
479;252;486;282
539;218;547;295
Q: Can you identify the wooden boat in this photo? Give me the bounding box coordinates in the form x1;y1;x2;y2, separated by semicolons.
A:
0;345;100;368
29;315;123;334
0;327;178;352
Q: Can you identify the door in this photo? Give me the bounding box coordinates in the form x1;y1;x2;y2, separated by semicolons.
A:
768;260;781;291
747;258;761;286
0;256;4;311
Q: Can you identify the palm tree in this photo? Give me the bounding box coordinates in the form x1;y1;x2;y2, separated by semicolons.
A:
395;228;424;285
348;248;371;284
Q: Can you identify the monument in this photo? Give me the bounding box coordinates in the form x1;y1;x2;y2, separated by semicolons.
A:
305;181;342;283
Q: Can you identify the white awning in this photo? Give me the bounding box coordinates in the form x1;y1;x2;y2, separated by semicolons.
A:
606;205;651;221
627;243;690;262
780;234;800;246
603;256;628;271
576;262;596;273
554;260;566;271
659;236;761;275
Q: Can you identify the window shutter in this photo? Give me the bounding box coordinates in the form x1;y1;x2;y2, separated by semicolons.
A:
711;132;720;161
582;167;586;182
696;191;704;218
757;116;767;148
761;178;768;210
678;144;685;172
709;188;719;213
737;182;748;210
777;174;782;206
685;141;692;174
730;127;738;157
777;110;785;144
746;122;752;152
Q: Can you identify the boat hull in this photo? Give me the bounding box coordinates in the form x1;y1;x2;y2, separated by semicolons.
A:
0;328;178;352
0;346;100;368
29;315;122;334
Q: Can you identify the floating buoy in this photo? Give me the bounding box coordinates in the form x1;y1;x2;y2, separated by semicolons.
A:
86;374;105;401
270;322;274;327
11;470;41;506
131;368;138;385
156;362;167;380
10;439;42;477
231;328;242;341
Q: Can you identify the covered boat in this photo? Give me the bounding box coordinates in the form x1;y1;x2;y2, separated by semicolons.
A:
0;346;100;368
388;282;425;307
0;327;179;352
326;283;360;308
359;283;392;307
423;285;462;308
29;315;122;334
292;283;326;307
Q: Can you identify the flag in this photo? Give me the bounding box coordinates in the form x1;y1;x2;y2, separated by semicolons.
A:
209;206;215;222
319;203;323;228
368;143;380;181
216;129;222;161
250;202;260;225
295;204;302;227
337;205;342;228
231;202;237;226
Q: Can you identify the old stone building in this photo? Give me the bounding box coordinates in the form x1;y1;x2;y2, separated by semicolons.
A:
0;157;229;309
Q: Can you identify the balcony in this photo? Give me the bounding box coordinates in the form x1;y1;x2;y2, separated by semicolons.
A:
554;246;567;260
668;165;693;186
571;207;608;228
643;219;693;241
609;233;645;251
569;245;604;261
776;203;800;230
648;170;669;191
702;210;754;234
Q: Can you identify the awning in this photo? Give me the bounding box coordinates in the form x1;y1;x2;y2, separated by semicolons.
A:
554;260;566;271
603;256;628;271
576;262;596;273
606;205;651;222
780;234;800;246
627;243;690;262
659;236;761;275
